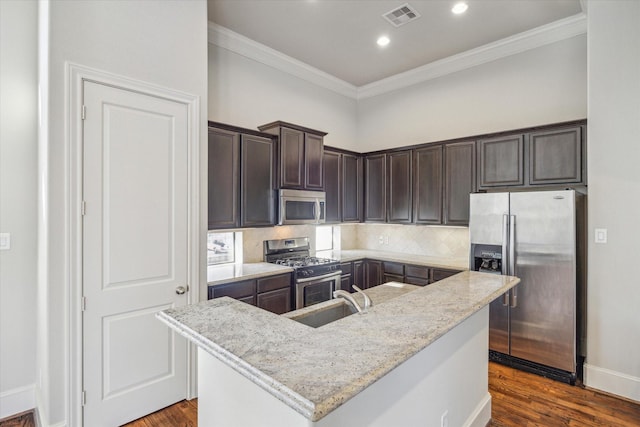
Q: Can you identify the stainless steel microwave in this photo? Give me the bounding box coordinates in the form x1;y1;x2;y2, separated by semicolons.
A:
278;189;326;225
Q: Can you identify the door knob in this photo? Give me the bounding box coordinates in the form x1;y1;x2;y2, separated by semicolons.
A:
175;286;188;295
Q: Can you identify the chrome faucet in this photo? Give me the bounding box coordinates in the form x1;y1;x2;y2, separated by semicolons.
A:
333;285;372;313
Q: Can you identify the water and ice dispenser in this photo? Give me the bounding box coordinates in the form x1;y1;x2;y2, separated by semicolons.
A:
470;244;503;275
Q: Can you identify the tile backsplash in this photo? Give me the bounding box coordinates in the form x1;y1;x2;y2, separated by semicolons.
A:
345;223;470;259
239;223;469;263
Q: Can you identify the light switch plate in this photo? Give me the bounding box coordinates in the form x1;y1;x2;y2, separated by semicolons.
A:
0;233;10;250
595;228;607;244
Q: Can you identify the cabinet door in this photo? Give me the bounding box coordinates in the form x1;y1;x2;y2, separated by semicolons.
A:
387;151;413;223
364;260;383;288
353;260;365;289
257;288;291;314
340;274;352;292
529;126;582;185
342;153;363;222
323;150;341;223
444;141;476;226
241;134;275;227
364;154;386;222
280;127;304;188
208;128;240;229
431;269;460;282
413;145;443;224
478;135;524;188
305;133;324;190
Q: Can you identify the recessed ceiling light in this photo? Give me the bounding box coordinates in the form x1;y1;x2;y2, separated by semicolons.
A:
377;36;390;47
452;2;468;14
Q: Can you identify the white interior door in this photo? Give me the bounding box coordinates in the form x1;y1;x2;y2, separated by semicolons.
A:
82;80;189;426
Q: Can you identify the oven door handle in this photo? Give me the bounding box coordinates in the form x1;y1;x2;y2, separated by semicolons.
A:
296;270;342;283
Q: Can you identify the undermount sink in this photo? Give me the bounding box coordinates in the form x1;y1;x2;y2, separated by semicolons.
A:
290;302;358;328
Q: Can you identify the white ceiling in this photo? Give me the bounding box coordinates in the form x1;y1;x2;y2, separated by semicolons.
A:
207;0;584;87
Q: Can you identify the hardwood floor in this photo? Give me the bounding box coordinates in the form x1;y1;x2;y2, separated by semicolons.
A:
120;362;640;426
121;399;197;427
0;411;35;427
489;362;640;427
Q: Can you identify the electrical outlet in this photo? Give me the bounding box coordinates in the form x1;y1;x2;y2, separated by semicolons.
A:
384;235;389;245
441;410;449;427
0;233;10;250
595;228;607;244
378;235;384;244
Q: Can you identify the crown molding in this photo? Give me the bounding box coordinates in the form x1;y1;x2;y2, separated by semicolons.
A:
207;13;587;101
207;22;358;99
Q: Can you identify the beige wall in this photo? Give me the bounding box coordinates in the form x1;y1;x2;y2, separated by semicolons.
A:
357;35;587;151
584;0;640;401
0;0;38;418
208;44;359;151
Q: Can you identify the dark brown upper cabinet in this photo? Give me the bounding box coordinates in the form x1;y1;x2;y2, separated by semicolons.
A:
208;122;275;229
323;150;341;223
364;153;387;222
529;126;583;185
477;135;525;188
258;121;327;191
208;127;240;229
413;145;443;225
387;151;413;223
476;122;585;189
324;147;363;223
444;141;476;226
342;153;363;222
241;134;276;227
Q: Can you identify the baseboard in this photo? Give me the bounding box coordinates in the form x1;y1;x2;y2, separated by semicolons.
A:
464;392;492;427
584;363;640;403
0;384;35;420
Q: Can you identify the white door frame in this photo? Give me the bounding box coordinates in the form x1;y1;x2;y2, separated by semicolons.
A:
67;62;201;426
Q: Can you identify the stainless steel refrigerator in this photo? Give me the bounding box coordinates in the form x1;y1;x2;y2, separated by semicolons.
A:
469;189;586;383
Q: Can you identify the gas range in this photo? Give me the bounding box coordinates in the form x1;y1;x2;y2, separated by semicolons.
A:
264;237;342;309
264;237;340;276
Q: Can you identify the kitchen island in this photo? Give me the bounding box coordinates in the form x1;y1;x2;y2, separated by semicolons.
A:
158;271;519;427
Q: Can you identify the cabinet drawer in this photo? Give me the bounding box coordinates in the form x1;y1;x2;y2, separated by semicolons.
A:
431;269;460;282
404;276;430;287
384;273;404;283
211;279;256;300
405;265;429;279
383;261;404;276
257;273;291;293
340;262;352;274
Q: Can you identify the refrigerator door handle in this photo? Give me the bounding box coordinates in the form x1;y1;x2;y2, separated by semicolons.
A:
502;214;509;275
502;292;510;306
509;214;517;308
509;215;516;276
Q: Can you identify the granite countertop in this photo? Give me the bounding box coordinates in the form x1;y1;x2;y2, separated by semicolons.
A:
207;262;293;286
322;249;469;271
158;271;519;422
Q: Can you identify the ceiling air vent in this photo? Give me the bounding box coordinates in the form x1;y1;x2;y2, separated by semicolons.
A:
382;3;422;27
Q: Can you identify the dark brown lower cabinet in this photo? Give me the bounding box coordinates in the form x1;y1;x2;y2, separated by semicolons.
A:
431;268;460;282
364;260;383;288
209;273;292;314
339;262;353;292
353;260;365;289
405;265;430;286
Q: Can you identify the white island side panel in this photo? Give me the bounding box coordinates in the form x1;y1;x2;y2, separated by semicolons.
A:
198;306;490;427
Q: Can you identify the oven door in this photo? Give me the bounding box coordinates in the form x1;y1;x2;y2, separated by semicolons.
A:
295;271;341;309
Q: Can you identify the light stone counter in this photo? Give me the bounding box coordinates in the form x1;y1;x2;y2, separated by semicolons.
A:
207;262;293;286
158;271;519;422
321;249;469;271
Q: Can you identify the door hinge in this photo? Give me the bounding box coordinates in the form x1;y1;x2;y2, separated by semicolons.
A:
81;390;86;406
81;105;86;120
81;201;86;216
81;296;87;312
